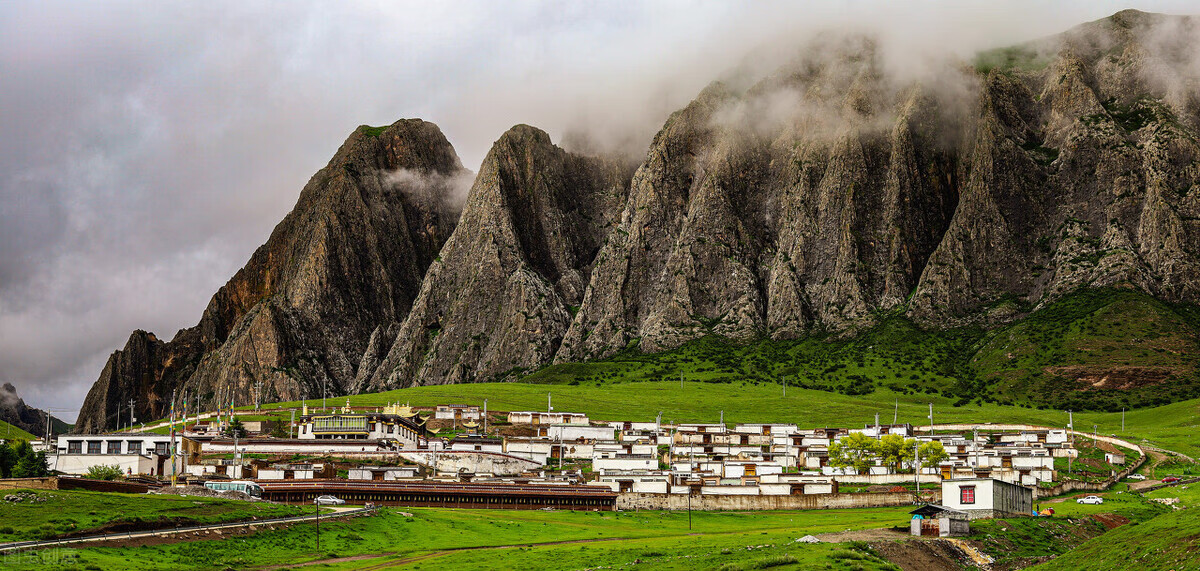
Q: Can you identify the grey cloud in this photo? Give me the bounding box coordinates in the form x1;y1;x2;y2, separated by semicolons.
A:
1;1;1196;421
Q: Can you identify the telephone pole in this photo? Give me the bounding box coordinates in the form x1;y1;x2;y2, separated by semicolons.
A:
128;398;136;430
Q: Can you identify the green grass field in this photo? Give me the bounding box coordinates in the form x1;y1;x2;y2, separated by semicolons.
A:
256;381;1200;458
0;489;308;541
4;507;908;570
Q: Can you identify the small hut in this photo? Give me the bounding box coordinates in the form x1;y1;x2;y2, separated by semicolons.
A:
909;504;970;537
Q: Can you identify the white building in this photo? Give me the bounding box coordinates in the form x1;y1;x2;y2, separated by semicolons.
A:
53;433;190;477
941;478;1034;519
507;411;589;425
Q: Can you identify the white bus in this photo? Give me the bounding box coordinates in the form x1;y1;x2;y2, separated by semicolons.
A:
203;480;263;498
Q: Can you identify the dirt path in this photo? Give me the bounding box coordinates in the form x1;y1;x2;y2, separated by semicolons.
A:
814;528;911;542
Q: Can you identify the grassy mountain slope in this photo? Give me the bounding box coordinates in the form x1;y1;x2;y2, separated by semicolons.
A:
259;381;1200;458
1032;505;1200;570
0;420;37;441
521;288;1200;412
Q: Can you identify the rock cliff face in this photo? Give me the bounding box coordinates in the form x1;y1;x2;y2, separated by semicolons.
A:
356;125;633;390
0;383;67;437
75;11;1200;430
561;10;1200;360
75;120;466;432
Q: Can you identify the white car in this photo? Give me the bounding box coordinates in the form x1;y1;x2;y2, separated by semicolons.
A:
314;495;345;505
1127;474;1146;481
1076;495;1104;505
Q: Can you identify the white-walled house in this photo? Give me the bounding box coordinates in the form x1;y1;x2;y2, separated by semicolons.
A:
53;433;190;477
941;478;1034;519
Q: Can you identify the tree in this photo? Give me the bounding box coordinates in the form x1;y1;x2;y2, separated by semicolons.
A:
85;464;125;481
12;449;49;478
829;432;880;474
225;418;246;438
917;441;948;470
0;443;17;478
878;433;916;473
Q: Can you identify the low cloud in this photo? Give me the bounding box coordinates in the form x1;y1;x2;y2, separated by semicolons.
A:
1;1;1196;419
385;167;476;211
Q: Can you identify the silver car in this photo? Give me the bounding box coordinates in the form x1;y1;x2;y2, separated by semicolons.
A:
1076;495;1104;505
314;495;346;505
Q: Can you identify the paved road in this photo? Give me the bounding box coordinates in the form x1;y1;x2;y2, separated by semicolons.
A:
0;505;373;553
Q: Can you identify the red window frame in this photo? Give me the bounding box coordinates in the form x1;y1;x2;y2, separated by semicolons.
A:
961;485;976;504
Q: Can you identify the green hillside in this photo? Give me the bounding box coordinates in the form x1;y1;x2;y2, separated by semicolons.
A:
260;381;1200;458
0;419;37;441
517;288;1200;412
1032;503;1200;570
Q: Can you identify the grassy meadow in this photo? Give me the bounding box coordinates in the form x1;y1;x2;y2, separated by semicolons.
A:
0;489;308;541
5;507;908;570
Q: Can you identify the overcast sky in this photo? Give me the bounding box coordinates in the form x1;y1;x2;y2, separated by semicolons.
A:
1;1;1194;421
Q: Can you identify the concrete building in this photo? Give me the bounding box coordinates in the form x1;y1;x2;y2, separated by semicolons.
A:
296;403;426;448
348;466;422;481
53;433;192;477
434;405;482;421
941;477;1034;519
507;411;589;425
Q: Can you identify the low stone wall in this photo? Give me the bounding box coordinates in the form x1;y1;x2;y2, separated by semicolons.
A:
615;491;933;511
834;474;941;485
399;450;541;476
1034;452;1146;499
0;476;153;493
1137;476;1200;494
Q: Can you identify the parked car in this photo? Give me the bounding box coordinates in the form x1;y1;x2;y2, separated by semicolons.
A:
1076;495;1104;505
1127;474;1146;481
1162;477;1181;483
314;495;345;505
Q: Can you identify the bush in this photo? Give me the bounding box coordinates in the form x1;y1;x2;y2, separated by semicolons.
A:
85;464;125;481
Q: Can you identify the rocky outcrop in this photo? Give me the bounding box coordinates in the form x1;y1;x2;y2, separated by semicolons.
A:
75;120;466;432
357;125;633;390
0;382;67;437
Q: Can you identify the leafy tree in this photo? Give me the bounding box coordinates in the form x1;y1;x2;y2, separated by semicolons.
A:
0;443;18;478
12;449;49;478
878;433;916;472
917;441;949;470
829;432;880;474
225;418;246;438
85;464;125;481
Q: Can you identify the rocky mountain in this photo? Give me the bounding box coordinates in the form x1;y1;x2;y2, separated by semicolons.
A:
1;383;69;438
75;120;467;432
75;10;1200;430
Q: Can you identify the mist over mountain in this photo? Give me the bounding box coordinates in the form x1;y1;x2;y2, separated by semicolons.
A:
74;10;1200;432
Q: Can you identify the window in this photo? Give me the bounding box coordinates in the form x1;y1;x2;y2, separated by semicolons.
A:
87;441;102;454
154;443;169;456
68;441;82;454
106;441;122;454
127;441;142;455
960;485;976;505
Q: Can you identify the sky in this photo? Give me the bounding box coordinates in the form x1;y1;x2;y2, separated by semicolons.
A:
1;1;1196;422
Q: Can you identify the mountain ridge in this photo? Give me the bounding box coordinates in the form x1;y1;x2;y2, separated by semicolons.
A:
74;10;1200;432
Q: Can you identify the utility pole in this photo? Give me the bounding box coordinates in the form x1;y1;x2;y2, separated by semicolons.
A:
129;398;136;431
255;379;262;410
928;403;933;436
290;410;296;439
893;399;898;425
914;441;920;496
719;410;723;428
169;389;177;487
547;392;552;414
483;399;488;435
781;376;786;398
1122;408;1125;432
680;371;683;390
